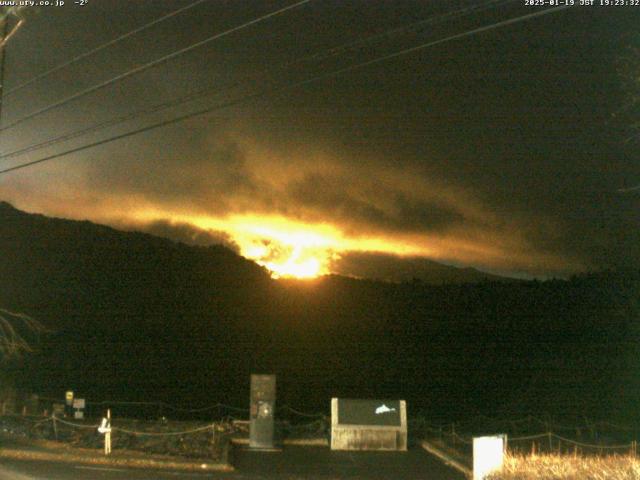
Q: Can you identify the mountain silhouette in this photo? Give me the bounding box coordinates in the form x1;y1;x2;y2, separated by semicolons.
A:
1;201;638;425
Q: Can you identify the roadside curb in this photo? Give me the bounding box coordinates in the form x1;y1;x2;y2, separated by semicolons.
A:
231;437;328;447
420;440;472;478
0;447;234;472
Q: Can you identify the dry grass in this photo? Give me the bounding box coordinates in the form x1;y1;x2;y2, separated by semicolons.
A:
487;453;640;480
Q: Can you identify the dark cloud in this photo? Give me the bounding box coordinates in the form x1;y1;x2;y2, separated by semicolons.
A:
331;251;516;284
286;172;466;235
0;2;638;278
132;219;240;253
80;127;266;216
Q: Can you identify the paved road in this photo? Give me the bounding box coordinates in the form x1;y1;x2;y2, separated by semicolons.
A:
0;446;466;479
0;460;222;480
232;445;466;479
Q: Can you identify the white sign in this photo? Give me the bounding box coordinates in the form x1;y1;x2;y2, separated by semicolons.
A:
98;417;111;434
473;435;506;480
73;398;85;409
375;404;396;415
74;411;84;420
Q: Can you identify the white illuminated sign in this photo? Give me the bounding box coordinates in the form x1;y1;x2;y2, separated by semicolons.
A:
473;435;506;480
375;404;396;415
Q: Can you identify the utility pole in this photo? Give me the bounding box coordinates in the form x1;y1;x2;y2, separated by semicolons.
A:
0;7;26;126
0;11;10;125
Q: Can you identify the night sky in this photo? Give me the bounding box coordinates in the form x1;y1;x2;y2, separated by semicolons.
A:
0;0;638;280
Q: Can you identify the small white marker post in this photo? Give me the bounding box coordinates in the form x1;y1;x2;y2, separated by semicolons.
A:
98;409;112;455
473;435;506;480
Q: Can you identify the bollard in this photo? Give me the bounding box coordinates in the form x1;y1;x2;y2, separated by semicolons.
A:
106;409;112;455
98;409;112;455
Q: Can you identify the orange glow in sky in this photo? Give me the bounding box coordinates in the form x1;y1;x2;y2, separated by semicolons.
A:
127;209;430;279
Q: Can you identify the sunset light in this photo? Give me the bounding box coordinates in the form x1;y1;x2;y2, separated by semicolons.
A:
263;253;322;279
125;209;431;279
0;3;634;477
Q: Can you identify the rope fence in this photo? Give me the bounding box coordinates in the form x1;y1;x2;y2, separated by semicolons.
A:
421;422;640;458
42;415;640;453
7;393;640;457
37;396;251;415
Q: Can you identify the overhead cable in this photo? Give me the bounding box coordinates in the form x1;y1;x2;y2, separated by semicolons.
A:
0;0;311;133
3;0;208;97
0;1;513;160
0;5;571;176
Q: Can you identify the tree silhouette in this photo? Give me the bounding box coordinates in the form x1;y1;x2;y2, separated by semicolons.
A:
0;308;45;360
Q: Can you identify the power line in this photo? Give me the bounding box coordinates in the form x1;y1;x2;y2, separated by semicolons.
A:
0;89;267;175
0;79;245;161
0;0;311;134
3;0;208;98
0;1;515;162
290;0;515;66
618;184;640;193
0;5;571;177
301;4;572;86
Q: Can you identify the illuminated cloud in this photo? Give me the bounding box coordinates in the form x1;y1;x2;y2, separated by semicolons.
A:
0;120;588;280
0;3;635;279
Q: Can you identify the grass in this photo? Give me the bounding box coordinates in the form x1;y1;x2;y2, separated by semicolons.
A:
487;453;640;479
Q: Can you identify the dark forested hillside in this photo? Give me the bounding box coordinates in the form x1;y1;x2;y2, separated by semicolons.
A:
1;202;639;424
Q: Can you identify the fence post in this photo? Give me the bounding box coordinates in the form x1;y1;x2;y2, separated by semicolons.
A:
105;409;112;456
212;422;216;453
52;413;58;441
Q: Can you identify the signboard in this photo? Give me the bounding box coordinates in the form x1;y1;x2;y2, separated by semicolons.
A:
73;398;85;409
65;391;74;406
337;399;401;426
331;398;407;451
249;374;276;449
473;435;507;480
74;410;84;420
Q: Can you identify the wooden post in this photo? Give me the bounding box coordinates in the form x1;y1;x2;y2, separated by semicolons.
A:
52;413;58;441
104;409;112;456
